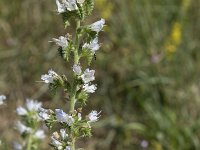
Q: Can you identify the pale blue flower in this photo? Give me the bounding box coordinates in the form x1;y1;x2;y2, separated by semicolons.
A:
73;64;82;75
90;19;105;33
15;121;32;134
16;106;28;116
60;129;68;140
41;69;58;84
34;129;46;139
51;135;62;148
88;110;101;123
66;115;74;126
81;69;95;83
83;84;97;93
13;141;23;150
55;109;74;126
140;140;149;148
64;0;78;11
78;113;82;121
83;37;100;53
52;36;68;49
55;109;68;123
38;107;50;120
56;0;66;13
26;99;42;112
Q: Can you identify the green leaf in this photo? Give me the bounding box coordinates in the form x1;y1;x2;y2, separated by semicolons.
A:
83;0;94;17
71;121;92;138
81;48;94;65
58;41;74;61
77;3;85;20
77;90;89;105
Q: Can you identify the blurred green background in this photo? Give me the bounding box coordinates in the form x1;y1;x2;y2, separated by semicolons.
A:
1;0;200;149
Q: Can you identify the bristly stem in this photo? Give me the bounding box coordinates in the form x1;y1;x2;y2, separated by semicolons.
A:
27;133;33;150
71;138;76;150
70;20;81;150
70;20;81;112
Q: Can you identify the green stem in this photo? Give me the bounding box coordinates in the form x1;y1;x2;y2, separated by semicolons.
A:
27;134;33;150
71;138;76;150
70;20;81;112
69;20;81;150
70;94;76;112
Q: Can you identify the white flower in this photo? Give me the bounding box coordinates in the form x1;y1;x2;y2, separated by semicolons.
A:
13;141;23;150
26;99;42;112
81;69;95;83
83;37;100;52
51;136;62;148
73;64;82;75
60;129;68;140
83;84;97;93
88;110;101;123
64;146;71;150
34;129;46;139
55;109;74;125
90;19;105;33
15;121;32;134
140;140;149;148
38;108;50;120
55;109;67;123
52;36;68;49
16;106;28;116
0;95;6;105
64;0;78;11
66;115;74;126
41;69;58;84
78;113;82;121
56;0;66;13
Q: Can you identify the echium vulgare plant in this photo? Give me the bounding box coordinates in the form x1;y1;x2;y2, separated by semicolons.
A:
39;0;105;150
14;99;46;150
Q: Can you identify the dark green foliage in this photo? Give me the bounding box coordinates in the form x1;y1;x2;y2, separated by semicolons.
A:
81;48;94;65
58;41;74;61
45;115;57;130
71;120;92;138
77;3;85;20
76;90;89;105
82;0;94;17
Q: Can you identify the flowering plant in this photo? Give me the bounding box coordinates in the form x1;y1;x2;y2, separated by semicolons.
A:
39;0;105;150
14;99;46;150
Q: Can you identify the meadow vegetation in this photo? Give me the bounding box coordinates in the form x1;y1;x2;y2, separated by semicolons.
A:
1;0;200;149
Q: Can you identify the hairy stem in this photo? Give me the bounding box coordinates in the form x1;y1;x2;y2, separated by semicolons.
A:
27;134;33;150
70;93;76;112
70;20;81;112
70;20;81;150
71;138;76;150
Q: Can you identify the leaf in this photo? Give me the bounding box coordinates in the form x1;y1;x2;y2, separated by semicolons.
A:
81;48;94;65
58;41;73;61
77;90;89;105
83;0;94;17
